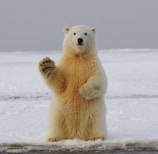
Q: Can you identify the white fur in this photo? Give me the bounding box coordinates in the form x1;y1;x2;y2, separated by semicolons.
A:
63;25;96;54
39;25;107;141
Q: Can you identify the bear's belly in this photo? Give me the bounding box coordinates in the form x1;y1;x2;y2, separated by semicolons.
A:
63;74;88;105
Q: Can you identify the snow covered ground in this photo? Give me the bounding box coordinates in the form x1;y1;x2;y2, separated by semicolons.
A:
0;49;158;146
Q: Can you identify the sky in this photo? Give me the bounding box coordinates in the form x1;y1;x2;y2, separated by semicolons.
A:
0;0;158;51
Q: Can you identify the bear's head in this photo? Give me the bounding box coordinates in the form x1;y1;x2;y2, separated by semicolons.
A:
63;25;96;54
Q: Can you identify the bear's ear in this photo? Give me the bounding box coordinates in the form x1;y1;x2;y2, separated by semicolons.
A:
64;27;70;34
91;27;96;34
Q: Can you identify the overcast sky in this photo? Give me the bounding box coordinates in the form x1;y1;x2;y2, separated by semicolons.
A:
0;0;158;51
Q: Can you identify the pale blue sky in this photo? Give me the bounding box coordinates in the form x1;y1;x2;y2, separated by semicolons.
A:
0;0;158;51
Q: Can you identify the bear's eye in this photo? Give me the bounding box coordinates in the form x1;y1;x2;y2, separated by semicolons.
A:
73;32;76;35
84;33;87;36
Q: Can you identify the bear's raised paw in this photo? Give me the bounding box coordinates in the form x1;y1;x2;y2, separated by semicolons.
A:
39;57;56;73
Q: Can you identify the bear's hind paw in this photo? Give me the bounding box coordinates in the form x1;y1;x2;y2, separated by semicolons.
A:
88;136;106;141
47;137;61;142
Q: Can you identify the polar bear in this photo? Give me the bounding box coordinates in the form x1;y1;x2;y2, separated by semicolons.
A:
39;25;107;141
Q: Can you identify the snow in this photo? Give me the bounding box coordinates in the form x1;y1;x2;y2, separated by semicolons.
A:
0;49;158;149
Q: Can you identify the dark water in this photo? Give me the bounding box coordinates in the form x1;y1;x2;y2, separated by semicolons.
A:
25;152;158;154
28;152;157;154
2;151;158;154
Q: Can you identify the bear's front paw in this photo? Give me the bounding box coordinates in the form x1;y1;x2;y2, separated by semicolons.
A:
39;57;56;74
79;84;100;100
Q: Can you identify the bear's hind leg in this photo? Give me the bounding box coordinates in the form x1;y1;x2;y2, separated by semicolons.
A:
47;118;68;142
47;109;68;142
84;125;106;141
47;119;63;142
78;107;107;141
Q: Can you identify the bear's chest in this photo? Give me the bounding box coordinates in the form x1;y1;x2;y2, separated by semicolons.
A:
60;56;97;90
58;55;99;104
62;57;96;85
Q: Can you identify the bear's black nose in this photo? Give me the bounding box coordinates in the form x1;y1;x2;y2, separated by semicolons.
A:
77;38;83;45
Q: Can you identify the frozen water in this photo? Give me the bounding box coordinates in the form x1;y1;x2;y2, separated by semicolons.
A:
0;49;158;145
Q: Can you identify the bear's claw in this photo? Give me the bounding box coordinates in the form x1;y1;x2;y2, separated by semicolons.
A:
87;136;106;141
47;137;61;142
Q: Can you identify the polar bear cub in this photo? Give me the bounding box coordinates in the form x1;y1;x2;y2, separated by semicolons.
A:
39;25;107;141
